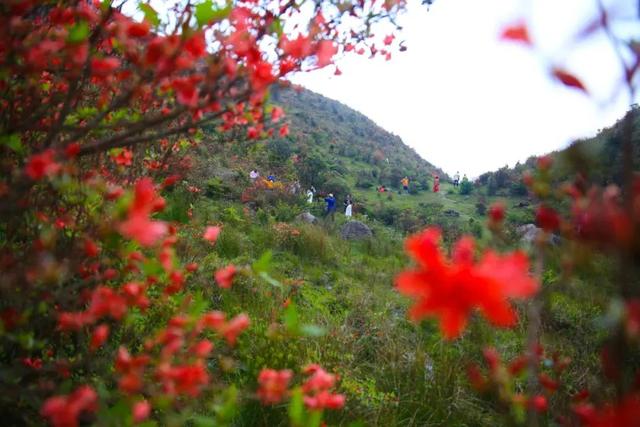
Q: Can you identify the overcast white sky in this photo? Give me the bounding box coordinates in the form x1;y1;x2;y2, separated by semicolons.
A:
291;0;640;177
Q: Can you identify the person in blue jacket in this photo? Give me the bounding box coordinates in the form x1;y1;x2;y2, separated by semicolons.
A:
324;193;337;221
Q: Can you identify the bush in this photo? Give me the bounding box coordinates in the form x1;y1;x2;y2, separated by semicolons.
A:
459;179;473;195
323;176;352;198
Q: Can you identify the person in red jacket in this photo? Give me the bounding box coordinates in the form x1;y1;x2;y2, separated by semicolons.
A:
433;175;440;193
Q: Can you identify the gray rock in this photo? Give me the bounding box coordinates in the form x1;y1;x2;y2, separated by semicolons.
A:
517;224;561;245
340;221;373;240
296;212;318;224
443;209;460;217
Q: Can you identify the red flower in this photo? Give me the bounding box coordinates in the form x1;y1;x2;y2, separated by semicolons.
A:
89;324;110;352
500;23;532;45
280;34;312;59
552;68;587;93
301;365;345;410
41;385;98;427
157;362;209;397
203;226;221;244
529;395;548;412
316;40;337;67
64;142;81;158
127;21;150;38
271;106;285;123
190;339;214;357
538;372;559;392
118;179;168;247
220;313;250;345
185;32;207;58
575;395;640;427
215;265;237;289
279;124;289;137
112;148;133;166
247;126;259;139
200;311;226;331
132;400;151;423
257;368;293;404
488;201;506;224
91;57;121;77
395;228;538;339
304;390;346;410
25;149;60;180
536;205;560;232
84;239;99;257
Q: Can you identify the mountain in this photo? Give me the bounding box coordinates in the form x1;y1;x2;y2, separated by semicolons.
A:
270;86;447;194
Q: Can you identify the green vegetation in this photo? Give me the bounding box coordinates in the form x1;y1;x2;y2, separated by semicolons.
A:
157;91;638;425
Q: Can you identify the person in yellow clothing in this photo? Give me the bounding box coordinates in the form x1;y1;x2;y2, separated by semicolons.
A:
401;177;409;194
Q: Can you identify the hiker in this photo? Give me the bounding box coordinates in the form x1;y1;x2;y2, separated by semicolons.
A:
249;169;259;181
401;176;409;194
306;187;315;204
378;185;386;193
344;194;352;208
324;193;337;221
345;200;353;217
433;175;440;193
453;171;460;187
267;174;276;182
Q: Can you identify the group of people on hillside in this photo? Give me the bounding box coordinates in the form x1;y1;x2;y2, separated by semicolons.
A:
452;171;468;188
377;175;445;194
305;187;352;220
249;167;464;221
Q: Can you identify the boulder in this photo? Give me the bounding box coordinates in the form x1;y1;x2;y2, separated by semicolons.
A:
517;224;561;245
340;221;373;240
296;212;318;224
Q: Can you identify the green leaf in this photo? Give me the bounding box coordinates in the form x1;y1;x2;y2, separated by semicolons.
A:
141;258;164;277
308;410;323;427
283;303;300;333
67;21;90;44
138;3;160;27
258;271;283;289
270;17;283;37
0;134;24;154
214;385;238;422
288;388;304;426
252;250;272;273
300;324;326;337
195;0;231;27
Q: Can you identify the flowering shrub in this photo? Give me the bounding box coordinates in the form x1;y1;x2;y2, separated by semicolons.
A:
0;0;406;424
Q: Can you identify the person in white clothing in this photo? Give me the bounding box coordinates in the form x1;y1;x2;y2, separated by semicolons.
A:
249;169;259;181
345;201;353;217
306;188;314;203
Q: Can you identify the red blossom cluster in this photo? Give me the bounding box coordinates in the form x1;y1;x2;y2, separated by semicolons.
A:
118;178;168;247
565;180;639;251
301;364;346;410
396;228;538;339
114;309;250;403
41;385;98;427
574;393;640;427
257;368;293;404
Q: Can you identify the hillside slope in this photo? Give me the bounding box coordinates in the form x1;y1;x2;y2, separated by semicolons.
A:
272;86;447;191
